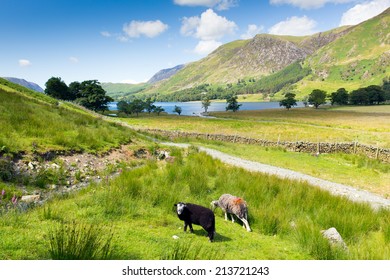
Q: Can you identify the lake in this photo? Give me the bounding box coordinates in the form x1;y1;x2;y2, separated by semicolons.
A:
108;101;305;116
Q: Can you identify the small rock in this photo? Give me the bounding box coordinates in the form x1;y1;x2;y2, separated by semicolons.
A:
21;195;40;203
321;227;348;250
172;235;180;240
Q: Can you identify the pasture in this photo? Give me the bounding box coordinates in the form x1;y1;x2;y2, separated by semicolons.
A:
1;148;389;260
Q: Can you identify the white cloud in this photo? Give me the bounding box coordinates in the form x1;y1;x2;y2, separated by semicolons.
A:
123;20;168;38
18;59;31;67
181;9;237;41
174;0;237;10
180;9;237;55
270;0;354;9
194;40;223;55
69;57;79;64
241;24;264;39
340;0;390;26
100;31;112;37
269;16;318;36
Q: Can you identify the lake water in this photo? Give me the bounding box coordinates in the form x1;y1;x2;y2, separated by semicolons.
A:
108;101;304;116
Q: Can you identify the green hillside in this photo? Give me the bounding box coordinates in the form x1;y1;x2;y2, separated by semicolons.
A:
102;82;149;101
0;79;131;155
293;8;390;98
142;9;389;101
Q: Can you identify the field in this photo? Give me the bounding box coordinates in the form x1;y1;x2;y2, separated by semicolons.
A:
1;149;389;260
1;83;389;260
119;106;390;147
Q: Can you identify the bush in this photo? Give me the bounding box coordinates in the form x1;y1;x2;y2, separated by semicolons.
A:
0;158;16;182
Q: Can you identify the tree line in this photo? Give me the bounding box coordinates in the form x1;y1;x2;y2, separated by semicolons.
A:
279;79;390;110
44;77;113;112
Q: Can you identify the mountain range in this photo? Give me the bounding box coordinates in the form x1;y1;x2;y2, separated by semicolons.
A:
1;77;44;93
138;8;389;100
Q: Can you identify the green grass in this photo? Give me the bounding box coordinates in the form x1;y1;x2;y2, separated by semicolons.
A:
0;87;132;155
119;106;390;147
1;150;389;259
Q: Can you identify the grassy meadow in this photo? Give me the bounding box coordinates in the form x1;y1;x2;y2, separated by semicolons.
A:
119;106;390;147
1;148;389;260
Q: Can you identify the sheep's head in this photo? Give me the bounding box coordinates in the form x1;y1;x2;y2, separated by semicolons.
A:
174;202;186;215
210;200;219;210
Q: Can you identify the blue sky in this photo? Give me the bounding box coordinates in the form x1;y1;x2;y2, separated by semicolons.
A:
0;0;389;88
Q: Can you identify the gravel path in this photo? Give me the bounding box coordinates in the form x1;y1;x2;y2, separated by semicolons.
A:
162;142;390;211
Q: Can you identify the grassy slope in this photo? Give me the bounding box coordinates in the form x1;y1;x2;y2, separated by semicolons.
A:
291;9;390;99
1;151;389;260
0;80;131;154
102;82;149;101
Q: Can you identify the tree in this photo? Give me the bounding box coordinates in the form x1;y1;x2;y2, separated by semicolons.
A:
279;92;297;110
308;89;327;109
201;96;211;113
382;77;390;101
330;88;349;106
365;85;385;105
45;77;69;100
68;81;81;101
153;106;165;116
75;80;113;112
117;100;131;115
144;97;156;114
173;105;182;115
349;88;369;105
129;99;145;116
226;95;242;112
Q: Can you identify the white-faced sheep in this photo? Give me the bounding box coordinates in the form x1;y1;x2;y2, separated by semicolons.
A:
211;194;251;232
174;202;216;242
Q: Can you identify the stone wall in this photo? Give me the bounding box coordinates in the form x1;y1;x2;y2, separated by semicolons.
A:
140;128;390;163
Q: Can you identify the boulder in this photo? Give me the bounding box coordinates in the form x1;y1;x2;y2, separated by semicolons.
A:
321;227;348;250
20;195;40;203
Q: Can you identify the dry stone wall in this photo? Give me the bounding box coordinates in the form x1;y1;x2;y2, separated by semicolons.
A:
140;128;390;163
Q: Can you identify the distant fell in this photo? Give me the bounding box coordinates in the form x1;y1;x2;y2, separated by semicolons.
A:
147;64;185;84
2;77;44;92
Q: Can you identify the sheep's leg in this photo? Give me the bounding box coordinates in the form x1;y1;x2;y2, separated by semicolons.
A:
231;214;235;223
224;212;228;221
189;223;194;233
239;218;252;232
184;222;188;232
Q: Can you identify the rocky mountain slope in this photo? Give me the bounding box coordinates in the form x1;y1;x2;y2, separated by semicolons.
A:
144;8;389;97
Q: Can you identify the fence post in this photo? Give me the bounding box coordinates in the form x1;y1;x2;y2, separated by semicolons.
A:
277;134;281;146
376;144;380;160
353;141;357;154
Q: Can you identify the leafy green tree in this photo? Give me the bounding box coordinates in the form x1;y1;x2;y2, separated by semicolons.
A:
308;89;327;109
68;81;81;101
153;106;165;116
76;80;113;112
349;88;369;105
45;77;69;100
279;92;297;110
226;95;242;112
365;85;385;105
382;77;390;101
173;105;182;115
330;88;349;105
144;97;156;114
201;96;211;113
117;100;131;115
129;99;145;116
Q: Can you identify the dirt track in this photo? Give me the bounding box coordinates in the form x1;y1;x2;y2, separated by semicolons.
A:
162;142;390;211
